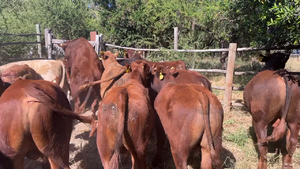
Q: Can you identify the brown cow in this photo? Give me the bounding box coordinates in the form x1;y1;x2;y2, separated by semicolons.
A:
244;53;300;169
1;64;43;85
0;79;94;169
92;61;154;169
0;59;70;97
150;65;223;169
59;37;104;114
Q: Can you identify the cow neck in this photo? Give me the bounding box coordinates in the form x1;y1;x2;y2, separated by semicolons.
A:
129;71;146;87
103;60;120;70
151;75;174;93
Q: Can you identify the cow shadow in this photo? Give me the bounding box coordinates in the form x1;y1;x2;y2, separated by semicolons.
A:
71;131;103;169
71;131;133;169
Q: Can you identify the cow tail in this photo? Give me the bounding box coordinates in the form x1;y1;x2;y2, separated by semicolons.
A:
199;92;220;168
110;88;128;169
266;73;293;142
75;68;126;97
30;83;95;125
76;85;93;114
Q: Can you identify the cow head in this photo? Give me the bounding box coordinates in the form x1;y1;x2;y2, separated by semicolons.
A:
124;49;143;59
150;64;177;93
100;51;119;69
259;53;290;71
127;60;150;87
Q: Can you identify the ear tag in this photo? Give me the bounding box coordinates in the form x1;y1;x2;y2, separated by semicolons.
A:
100;51;104;54
126;66;131;73
159;72;164;80
171;67;174;69
99;57;102;60
258;56;263;62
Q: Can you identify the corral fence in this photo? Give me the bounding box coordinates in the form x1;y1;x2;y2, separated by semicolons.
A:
0;24;43;59
3;26;300;113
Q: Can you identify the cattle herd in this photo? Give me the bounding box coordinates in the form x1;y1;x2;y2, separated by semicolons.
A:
0;37;299;169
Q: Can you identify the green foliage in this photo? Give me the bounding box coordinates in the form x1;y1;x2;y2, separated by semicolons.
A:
267;0;300;44
0;0;99;60
1;0;299;62
230;0;299;47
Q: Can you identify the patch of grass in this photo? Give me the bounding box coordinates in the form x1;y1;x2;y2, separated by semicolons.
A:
223;129;249;147
224;119;236;125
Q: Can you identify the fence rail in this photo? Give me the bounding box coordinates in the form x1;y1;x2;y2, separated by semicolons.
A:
0;41;42;46
44;28;300;112
1;33;43;36
1;24;43;58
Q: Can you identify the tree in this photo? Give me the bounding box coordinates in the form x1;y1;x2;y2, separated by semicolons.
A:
0;0;99;60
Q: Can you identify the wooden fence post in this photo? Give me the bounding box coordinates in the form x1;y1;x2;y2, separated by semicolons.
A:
95;34;99;55
36;24;42;58
99;34;103;54
174;27;178;51
45;29;52;60
224;43;237;113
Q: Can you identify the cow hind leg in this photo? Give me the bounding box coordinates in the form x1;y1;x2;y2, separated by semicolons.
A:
12;154;25;169
200;147;212;169
48;158;70;169
30;106;72;169
152;114;166;167
281;123;299;169
253;121;268;169
170;145;189;169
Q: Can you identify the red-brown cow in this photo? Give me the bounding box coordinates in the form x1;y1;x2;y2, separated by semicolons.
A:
0;79;94;169
59;37;104;114
244;53;300;169
150;65;223;169
99;51;130;98
0;60;70;97
1;64;43;86
91;61;154;169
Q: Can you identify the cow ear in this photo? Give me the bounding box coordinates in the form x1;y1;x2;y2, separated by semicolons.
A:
125;63;131;73
124;50;128;58
143;62;150;74
150;64;157;75
169;66;176;75
114;52;119;58
258;54;265;62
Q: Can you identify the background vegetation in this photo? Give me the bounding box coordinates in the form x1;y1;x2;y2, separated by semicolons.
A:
0;0;299;62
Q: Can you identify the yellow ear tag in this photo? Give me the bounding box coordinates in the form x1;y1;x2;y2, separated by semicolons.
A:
99;57;102;60
258;56;263;62
171;67;174;69
126;66;131;73
159;72;164;80
100;51;104;54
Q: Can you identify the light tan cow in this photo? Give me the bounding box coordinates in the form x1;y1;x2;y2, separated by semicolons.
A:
0;60;70;97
